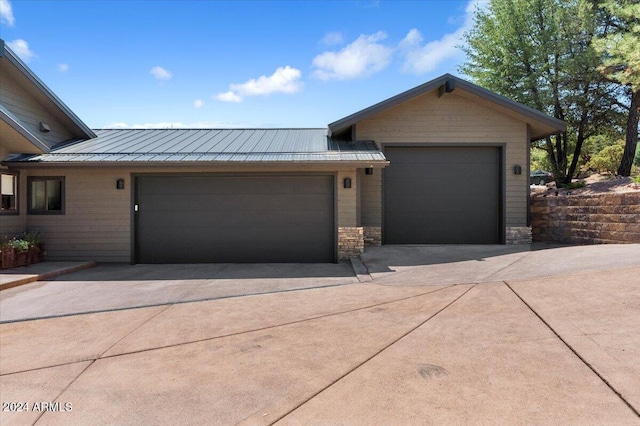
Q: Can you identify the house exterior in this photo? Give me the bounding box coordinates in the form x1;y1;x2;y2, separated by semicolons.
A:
0;40;566;263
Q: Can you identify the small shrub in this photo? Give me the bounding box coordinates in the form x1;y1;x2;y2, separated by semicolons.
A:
587;144;624;175
559;180;586;190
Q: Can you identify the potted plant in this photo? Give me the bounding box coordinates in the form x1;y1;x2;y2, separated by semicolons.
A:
0;232;44;269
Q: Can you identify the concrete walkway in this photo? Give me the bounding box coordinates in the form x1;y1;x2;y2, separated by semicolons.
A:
0;261;96;291
1;244;639;425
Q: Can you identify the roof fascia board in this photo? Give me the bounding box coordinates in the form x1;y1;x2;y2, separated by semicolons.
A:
1;160;390;168
0;105;51;153
454;78;567;132
1;40;96;139
328;73;566;135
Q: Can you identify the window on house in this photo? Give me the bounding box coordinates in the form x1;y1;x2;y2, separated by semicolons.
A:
28;177;65;214
1;173;18;213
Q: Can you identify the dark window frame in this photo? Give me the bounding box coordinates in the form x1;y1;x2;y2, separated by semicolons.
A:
27;176;66;215
0;171;19;215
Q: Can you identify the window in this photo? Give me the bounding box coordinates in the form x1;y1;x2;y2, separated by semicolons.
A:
1;172;18;213
28;177;65;214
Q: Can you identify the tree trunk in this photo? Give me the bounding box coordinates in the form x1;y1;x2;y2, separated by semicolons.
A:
566;122;586;184
617;89;640;176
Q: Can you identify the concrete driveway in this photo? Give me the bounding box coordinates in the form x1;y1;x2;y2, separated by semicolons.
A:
1;244;639;425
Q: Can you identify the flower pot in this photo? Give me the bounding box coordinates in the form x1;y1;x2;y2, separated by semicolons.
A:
15;250;28;267
1;247;17;269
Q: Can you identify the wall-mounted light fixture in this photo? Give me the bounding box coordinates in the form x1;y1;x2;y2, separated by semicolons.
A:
343;177;352;189
365;167;373;175
513;165;522;175
116;178;125;190
38;122;51;133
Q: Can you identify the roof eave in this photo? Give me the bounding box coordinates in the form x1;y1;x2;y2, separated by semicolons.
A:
1;159;390;168
0;39;96;140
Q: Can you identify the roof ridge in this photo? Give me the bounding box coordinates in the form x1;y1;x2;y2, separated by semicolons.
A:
94;128;329;131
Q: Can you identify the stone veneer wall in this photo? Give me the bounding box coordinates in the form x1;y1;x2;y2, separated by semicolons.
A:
531;192;640;244
506;226;533;244
363;226;382;246
337;227;364;261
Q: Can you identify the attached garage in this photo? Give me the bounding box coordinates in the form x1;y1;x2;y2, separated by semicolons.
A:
135;174;335;263
383;146;501;244
3;66;567;264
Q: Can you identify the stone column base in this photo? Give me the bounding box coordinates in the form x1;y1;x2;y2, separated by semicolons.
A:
337;227;364;261
506;226;532;244
363;226;382;246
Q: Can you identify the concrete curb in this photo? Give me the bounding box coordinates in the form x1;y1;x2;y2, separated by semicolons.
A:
0;261;98;291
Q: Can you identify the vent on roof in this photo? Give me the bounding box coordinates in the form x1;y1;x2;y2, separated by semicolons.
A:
39;122;51;133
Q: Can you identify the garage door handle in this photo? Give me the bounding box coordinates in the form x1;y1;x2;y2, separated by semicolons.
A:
134;204;139;212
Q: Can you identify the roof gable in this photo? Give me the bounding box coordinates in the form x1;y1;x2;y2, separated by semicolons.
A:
328;74;566;141
0;39;96;143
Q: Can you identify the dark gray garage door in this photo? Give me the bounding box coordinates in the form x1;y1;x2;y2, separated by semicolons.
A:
384;147;500;244
135;175;334;263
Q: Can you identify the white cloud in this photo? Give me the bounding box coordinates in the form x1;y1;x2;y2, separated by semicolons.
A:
321;31;344;46
214;66;302;103
58;63;69;73
215;91;243;103
150;66;172;81
0;0;15;26
193;99;205;108
399;0;488;74
7;39;35;62
311;31;393;81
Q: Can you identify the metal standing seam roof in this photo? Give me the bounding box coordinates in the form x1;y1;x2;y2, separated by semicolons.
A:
6;128;387;163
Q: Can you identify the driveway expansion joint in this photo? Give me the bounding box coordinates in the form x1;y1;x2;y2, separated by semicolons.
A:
0;280;362;324
504;281;640;418
268;284;476;425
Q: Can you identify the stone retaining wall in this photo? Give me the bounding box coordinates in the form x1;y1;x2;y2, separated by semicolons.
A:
531;192;640;244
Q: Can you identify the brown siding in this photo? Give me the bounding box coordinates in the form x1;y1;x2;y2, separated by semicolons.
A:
10;165;357;262
359;168;381;227
22;169;130;262
337;169;357;227
0;72;75;148
356;90;529;228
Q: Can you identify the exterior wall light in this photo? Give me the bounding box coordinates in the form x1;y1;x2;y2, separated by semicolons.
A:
365;167;373;175
343;177;352;189
513;165;522;175
116;178;125;190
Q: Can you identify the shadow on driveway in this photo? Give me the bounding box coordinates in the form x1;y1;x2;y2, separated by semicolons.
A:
361;243;560;273
47;262;357;281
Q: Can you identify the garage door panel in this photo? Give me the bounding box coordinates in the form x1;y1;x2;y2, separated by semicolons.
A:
384;147;500;244
136;175;334;263
138;207;332;227
139;194;333;213
139;176;329;195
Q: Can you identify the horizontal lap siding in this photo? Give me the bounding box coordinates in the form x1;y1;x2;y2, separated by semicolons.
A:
24;169;130;262
14;166;352;262
360;169;381;226
356;90;528;228
0;73;74;147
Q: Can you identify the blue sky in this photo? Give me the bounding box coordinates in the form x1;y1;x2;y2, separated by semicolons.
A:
1;0;487;129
